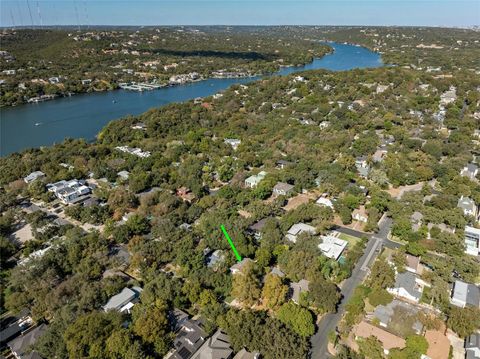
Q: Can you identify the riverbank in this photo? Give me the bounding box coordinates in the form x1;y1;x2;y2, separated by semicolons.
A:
0;42;383;156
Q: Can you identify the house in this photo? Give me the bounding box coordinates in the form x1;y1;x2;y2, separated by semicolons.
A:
316;195;334;209
374;299;423;334
465;333;480;359
48;76;60;84
405;254;423;274
290;279;309;304
177;187;196;203
131;122;146;130
0;310;32;347
233;349;261;359
387;271;424;303
23;171;46;184
411;212;424;232
465;226;480;256
115;146;151;158
272;182;294;196
230;258;254;275
170;318;207;359
270;267;285;277
244;171;267;188
8;324;47;359
372;148;388;163
207;250;225;269
276;160;294;169
247;217;270;239
102;286;143;313
353;321;406;354
285;223;316;243
460;163;479;181
318;235;348;260
224;138;241;150
355;156;370;178
117;170;130;181
47;179;91;204
352;206;368;223
191;329;233;359
458;196;478;218
450;280;480;308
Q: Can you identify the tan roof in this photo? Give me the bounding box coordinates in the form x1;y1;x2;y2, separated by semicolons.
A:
354;321;406;350
405;254;420;272
425;328;449;359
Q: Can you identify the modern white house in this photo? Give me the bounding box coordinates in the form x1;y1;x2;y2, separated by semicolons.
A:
47;179;91;204
244;171;267;188
285;223;316;243
23;171;46;184
464;226;480;256
318;235;348;261
103;286;143;313
450;280;480;308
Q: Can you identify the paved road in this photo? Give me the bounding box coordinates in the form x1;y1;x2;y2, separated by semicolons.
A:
310;216;395;358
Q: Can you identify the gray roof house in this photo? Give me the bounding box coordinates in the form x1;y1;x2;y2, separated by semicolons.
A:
8;324;47;359
207;250;225;269
230;258;254;275
171;319;207;359
355;156;370;178
387;271;423;303
102;286;142;313
23;171;45;184
458;196;478;218
285;223;316;243
290;279;309;304
191;329;233;359
465;333;480;359
247;217;271;239
244;171;267;189
451;280;480;308
373;299;423;334
272;182;295;196
460;163;479;181
410;211;424;233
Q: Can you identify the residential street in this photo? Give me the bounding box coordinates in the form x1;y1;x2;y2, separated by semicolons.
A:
310;217;395;358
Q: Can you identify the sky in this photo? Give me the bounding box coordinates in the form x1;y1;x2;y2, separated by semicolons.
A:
0;0;479;28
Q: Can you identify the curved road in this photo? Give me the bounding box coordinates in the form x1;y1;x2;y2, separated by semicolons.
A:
310;217;396;358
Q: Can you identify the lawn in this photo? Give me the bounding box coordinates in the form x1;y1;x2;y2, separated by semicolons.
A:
337;232;361;247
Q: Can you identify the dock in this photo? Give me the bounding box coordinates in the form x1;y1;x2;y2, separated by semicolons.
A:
119;82;163;92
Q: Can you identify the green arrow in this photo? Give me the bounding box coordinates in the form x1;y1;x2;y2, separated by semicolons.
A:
220;224;242;262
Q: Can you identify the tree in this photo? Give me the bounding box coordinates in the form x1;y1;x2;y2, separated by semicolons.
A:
368;289;393;307
132;300;172;356
231;261;261;306
358;336;384;359
447;306;480;338
308;277;340;314
368;260;395;290
276;302;315;337
262;273;288;309
404;334;429;356
63;311;124;359
105;328;149;359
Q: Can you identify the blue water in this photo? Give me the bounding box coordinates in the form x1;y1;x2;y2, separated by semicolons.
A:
0;43;382;156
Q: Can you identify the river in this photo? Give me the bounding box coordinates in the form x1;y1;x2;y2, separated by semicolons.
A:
0;43;383;156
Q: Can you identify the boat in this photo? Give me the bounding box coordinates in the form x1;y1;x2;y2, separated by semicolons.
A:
35;122;42;126
112;100;117;103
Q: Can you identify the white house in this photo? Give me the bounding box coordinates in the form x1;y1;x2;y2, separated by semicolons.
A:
224;138;241;150
47;179;91;204
23;171;45;184
458;196;478;218
244;171;267;188
285;223;316;243
352;206;368;223
316;195;334;209
318;235;348;260
464;226;480;256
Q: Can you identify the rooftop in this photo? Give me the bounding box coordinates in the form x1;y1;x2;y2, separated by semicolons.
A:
318;235;348;260
354;321;406;350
